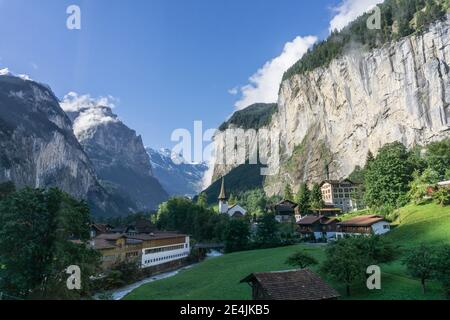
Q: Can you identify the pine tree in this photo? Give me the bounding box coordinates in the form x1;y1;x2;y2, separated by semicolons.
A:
310;183;325;210
284;184;294;202
296;183;311;214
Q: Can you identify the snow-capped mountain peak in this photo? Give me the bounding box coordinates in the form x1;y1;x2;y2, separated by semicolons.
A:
146;147;208;198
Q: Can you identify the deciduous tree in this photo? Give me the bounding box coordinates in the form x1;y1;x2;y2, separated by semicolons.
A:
286;251;318;269
403;244;437;294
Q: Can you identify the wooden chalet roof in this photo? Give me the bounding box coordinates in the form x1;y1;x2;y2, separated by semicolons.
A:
297;215;338;226
132;219;157;234
92;238;118;250
337;215;386;227
91;223;112;234
297;215;323;225
240;269;340;300
270;200;298;215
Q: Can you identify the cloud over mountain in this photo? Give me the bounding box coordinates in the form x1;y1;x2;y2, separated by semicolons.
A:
233;36;317;110
328;0;384;32
61;92;120;137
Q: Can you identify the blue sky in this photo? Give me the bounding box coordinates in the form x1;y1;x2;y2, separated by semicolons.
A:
0;0;380;149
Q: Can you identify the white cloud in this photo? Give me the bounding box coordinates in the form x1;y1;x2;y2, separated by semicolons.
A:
0;67;33;81
0;68;11;76
233;35;317;110
61;92;120;137
228;87;239;96
61;92;118;112
329;0;384;33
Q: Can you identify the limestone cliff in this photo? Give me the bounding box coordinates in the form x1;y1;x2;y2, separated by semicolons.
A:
212;16;450;196
0;74;125;216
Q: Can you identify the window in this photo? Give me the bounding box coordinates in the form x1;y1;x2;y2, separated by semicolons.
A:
144;244;185;255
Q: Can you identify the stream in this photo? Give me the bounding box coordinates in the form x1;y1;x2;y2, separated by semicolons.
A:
108;250;223;300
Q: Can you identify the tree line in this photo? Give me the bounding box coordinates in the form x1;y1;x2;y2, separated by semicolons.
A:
283;0;448;81
349;139;450;216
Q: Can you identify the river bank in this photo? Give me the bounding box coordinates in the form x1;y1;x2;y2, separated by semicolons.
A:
106;250;224;300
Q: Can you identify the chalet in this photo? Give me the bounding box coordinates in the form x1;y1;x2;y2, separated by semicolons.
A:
90;223;113;238
311;204;342;217
320;179;361;213
240;269;340;300
297;216;338;241
336;215;391;238
218;178;248;218
131;219;157;234
267;200;300;223
92;232;190;270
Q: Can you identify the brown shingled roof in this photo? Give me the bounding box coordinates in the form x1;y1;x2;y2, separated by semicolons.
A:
240;269;339;300
92;239;117;250
96;233;126;241
297;215;323;225
337;215;386;227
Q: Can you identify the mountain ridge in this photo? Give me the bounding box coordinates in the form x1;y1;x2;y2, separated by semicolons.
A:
146;147;208;198
0;74;128;217
61;94;169;212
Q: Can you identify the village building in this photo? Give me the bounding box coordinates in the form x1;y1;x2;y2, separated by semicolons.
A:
336;215;391;238
320;179;361;213
218;178;247;218
311;205;342;217
267;200;300;223
92;232;190;271
90;223;113;238
297;215;338;241
240;269;340;300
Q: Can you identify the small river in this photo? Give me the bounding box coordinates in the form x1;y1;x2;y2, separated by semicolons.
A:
109;250;223;300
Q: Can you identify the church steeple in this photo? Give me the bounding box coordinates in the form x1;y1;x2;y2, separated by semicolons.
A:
218;177;227;201
218;177;229;214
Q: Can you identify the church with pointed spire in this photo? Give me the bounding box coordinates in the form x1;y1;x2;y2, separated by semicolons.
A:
218;177;247;218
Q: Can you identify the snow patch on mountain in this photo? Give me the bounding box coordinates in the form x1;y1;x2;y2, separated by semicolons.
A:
146;148;208;197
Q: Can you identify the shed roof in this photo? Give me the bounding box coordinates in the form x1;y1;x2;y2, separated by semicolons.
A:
240;269;339;300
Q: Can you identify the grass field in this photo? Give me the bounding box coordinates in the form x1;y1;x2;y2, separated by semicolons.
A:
125;203;450;300
387;202;450;248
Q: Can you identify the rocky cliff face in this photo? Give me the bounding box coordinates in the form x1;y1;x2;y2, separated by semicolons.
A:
212;17;450;196
146;148;208;198
62;94;168;211
0;73;123;216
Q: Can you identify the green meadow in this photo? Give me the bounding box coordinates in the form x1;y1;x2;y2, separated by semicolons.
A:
125;203;450;300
